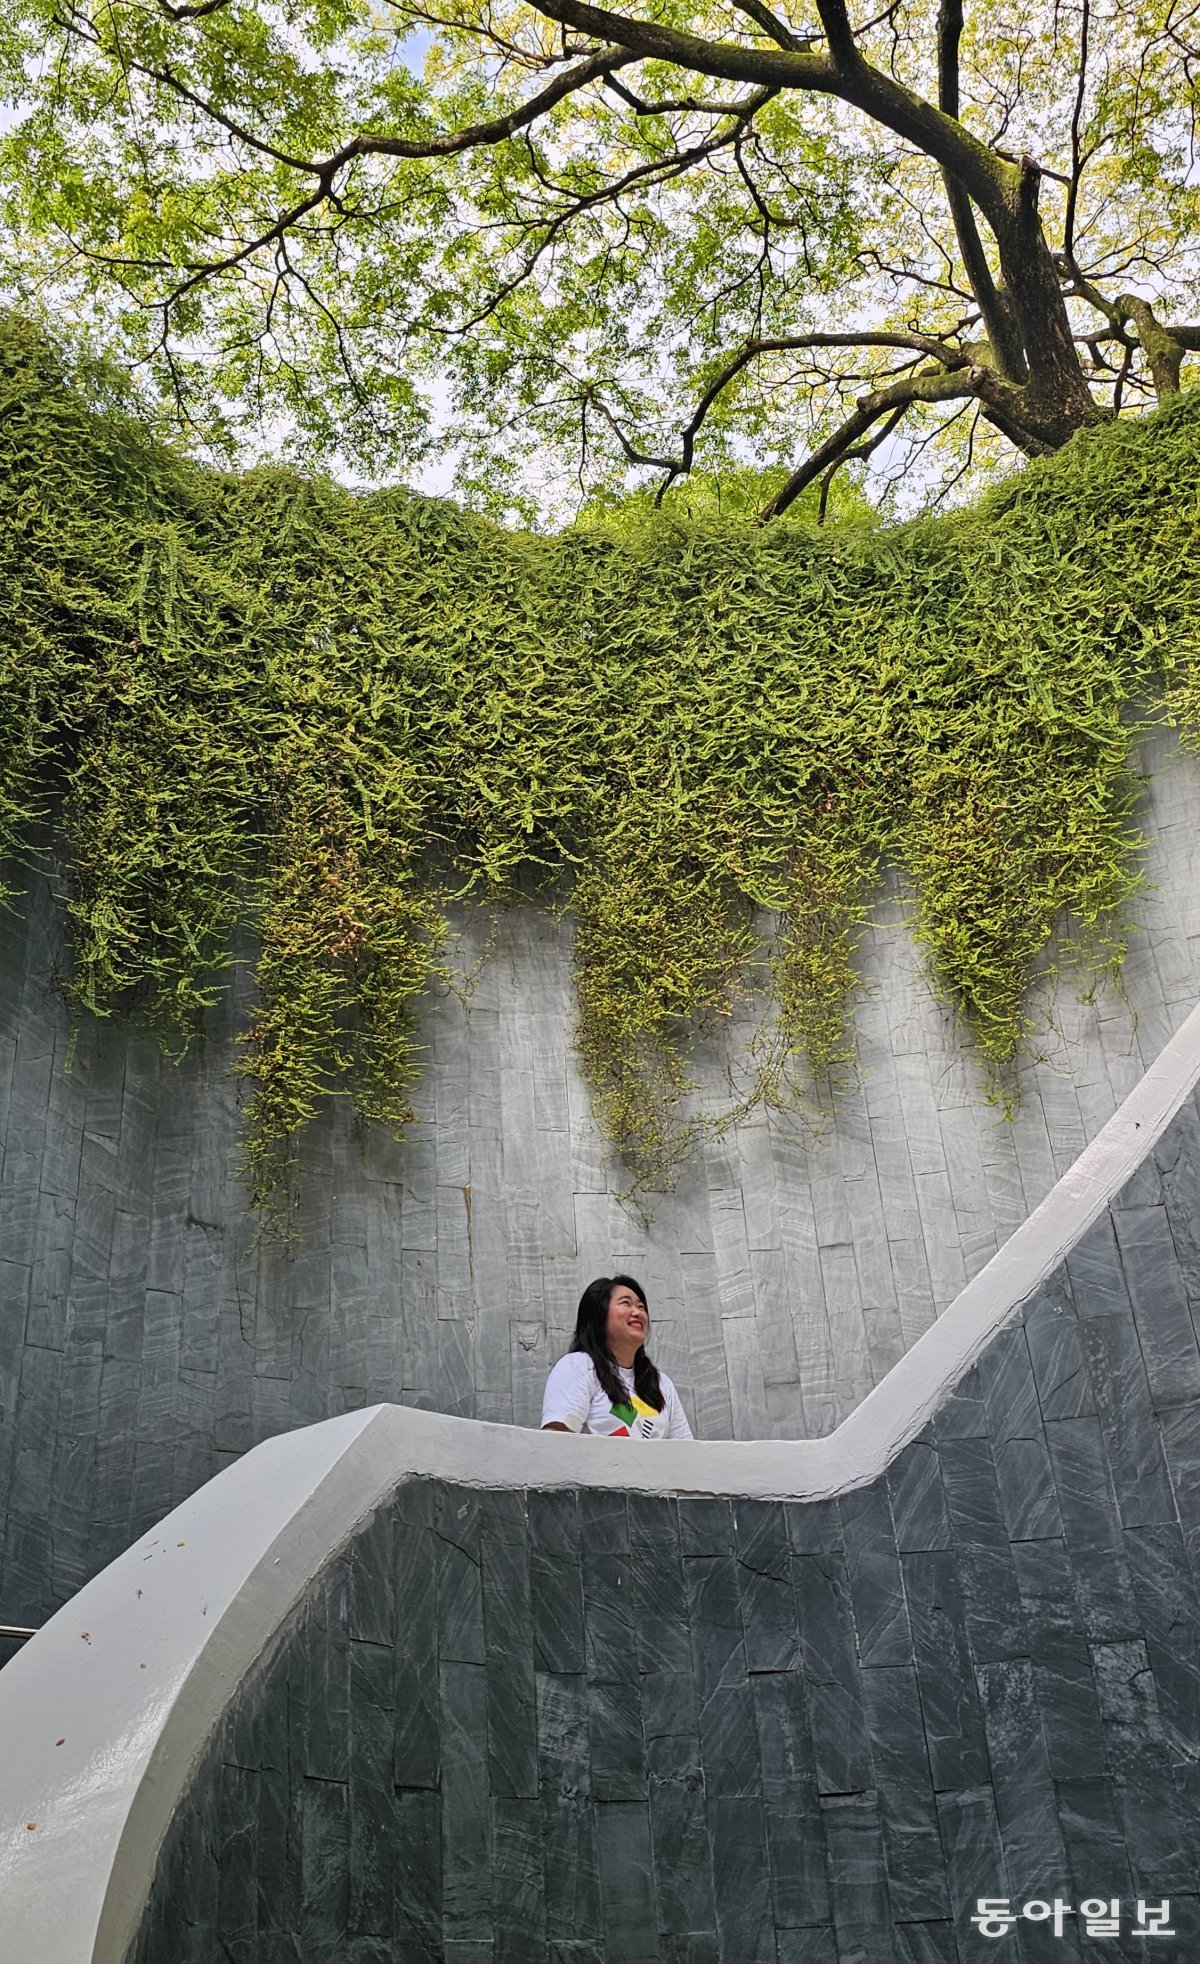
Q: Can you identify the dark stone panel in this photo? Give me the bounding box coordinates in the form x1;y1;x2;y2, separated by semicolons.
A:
683;1553;747;1703
530;1547;586;1677
437;1528;486;1668
860;1665;948;1922
536;1670;592;1800
1120;1523;1200;1757
217;1762;260;1962
784;1497;843;1554
975;1658;1068;1902
299;1776;351;1956
347;1642;396;1938
1042;1419;1141;1643
753;1671;829;1929
579;1487;629;1554
774;1933;838;1964
938;1439;1029;1660
643;1669;702;1783
582;1546;637;1685
708;1793;776;1964
901;1551;990;1793
587;1677;647;1801
678;1496;733;1558
887;1439;952;1555
1065;1215;1128;1318
1030;1634;1106;1782
393;1511;439;1790
934;1787;1010;1948
818;1790;891;1954
792;1552;872;1796
648;1772;717;1938
1077;1315;1176;1528
541;1790;603;1949
491;1796;546;1964
837;1483;911;1669
482;1506;538;1800
595;1800;658;1961
1023;1295;1094;1423
1112;1205;1200;1408
440;1658;493;1943
632;1501;693;1679
735;1499;800;1673
933;1366;989;1441
1055;1777;1134;1913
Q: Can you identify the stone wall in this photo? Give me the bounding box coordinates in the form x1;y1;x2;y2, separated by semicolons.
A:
3;730;1200;1628
131;1078;1200;1962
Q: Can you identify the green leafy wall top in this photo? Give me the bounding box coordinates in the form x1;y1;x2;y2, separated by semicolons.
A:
3;315;1199;1220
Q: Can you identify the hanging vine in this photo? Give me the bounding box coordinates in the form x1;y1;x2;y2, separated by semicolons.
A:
2;312;1199;1220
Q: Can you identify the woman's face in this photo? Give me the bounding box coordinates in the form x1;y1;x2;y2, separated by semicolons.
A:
605;1283;648;1360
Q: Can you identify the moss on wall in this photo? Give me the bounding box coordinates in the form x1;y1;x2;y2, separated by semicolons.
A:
3;314;1199;1218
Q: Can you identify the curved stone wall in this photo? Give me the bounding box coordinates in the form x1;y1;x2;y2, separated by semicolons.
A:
2;730;1200;1627
2;1016;1199;1963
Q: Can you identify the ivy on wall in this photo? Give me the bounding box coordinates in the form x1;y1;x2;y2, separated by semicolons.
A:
2;314;1199;1221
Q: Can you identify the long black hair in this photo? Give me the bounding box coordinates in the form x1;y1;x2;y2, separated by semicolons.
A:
570;1274;665;1413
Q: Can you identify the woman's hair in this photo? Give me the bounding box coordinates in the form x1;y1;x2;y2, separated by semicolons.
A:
570;1273;665;1413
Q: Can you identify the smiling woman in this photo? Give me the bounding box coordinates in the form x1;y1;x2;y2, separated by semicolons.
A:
541;1274;694;1437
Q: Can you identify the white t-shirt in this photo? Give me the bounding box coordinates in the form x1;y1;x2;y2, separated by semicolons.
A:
541;1353;693;1438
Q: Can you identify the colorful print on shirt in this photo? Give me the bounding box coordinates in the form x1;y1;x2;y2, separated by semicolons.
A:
605;1390;665;1438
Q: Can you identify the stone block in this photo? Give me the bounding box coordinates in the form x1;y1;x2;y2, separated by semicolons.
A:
792;1553;872;1796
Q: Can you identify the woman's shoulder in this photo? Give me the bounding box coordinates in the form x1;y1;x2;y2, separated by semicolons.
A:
545;1350;597;1387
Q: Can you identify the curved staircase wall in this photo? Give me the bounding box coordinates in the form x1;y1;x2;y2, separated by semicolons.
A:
2;1002;1200;1958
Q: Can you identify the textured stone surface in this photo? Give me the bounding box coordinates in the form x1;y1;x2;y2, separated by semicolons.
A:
131;1081;1200;1960
4;730;1200;1629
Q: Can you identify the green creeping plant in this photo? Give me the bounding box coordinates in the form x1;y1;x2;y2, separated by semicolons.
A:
2;315;1199;1222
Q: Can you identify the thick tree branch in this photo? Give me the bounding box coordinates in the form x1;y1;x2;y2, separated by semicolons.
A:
759;365;983;519
731;0;806;51
816;400;908;520
936;0;1025;380
523;0;1014;216
810;0;859;65
587;331;970;498
1116;293;1192;397
673;328;966;473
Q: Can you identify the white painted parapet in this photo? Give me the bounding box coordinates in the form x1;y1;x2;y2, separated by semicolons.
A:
4;997;1200;1964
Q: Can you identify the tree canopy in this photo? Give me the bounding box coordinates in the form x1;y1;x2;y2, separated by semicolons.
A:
1;0;1198;512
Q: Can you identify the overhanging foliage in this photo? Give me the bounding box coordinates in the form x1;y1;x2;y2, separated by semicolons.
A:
3;314;1199;1221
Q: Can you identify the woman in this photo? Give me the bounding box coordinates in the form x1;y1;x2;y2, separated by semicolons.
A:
541;1274;693;1437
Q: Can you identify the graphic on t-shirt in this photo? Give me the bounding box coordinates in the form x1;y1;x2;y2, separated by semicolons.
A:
607;1390;660;1439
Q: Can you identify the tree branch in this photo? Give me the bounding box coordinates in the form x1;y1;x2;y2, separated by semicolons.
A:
67;16;638;183
816;399;908;519
640;330;967;494
1116;293;1189;397
731;0;807;51
1063;0;1091;274
523;0;1014;216
935;0;1025;380
758;363;996;520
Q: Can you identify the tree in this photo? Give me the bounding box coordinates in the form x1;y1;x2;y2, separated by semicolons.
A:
1;0;1198;515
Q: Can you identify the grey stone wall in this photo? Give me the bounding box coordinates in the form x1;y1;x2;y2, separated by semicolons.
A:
130;1080;1200;1962
4;730;1200;1628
